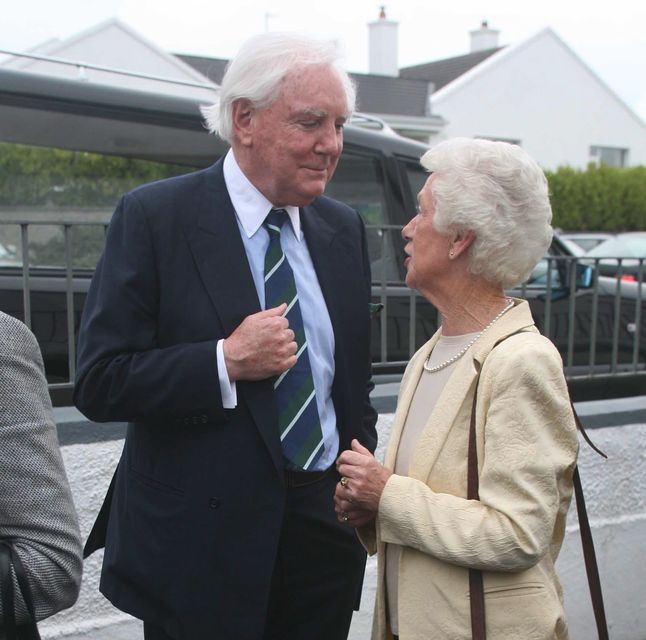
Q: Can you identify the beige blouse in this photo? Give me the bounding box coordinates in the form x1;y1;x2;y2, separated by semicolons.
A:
386;331;479;634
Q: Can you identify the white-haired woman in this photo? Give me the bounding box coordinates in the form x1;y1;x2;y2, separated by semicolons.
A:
335;138;579;639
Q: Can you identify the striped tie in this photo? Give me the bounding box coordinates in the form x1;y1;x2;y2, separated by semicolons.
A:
264;209;324;470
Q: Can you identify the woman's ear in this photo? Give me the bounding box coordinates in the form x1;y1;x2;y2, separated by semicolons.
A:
232;99;254;147
449;229;475;259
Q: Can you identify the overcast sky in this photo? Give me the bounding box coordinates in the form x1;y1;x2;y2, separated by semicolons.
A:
3;0;646;121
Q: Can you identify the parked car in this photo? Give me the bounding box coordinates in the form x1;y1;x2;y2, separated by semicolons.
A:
584;232;646;280
560;231;615;253
1;67;645;402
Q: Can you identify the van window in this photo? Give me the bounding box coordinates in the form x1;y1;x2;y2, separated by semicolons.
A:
325;151;399;282
403;161;428;205
0;141;191;269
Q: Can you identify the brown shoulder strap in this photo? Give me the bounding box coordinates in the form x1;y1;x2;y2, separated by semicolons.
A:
468;377;486;639
468;366;609;640
570;405;609;640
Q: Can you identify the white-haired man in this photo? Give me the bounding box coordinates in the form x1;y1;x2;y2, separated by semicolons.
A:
76;32;377;640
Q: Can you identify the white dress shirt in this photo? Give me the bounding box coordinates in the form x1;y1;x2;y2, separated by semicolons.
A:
216;150;339;470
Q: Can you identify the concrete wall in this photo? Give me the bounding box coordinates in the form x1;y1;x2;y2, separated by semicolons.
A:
38;402;646;639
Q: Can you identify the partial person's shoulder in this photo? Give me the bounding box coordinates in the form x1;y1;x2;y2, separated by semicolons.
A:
0;311;40;360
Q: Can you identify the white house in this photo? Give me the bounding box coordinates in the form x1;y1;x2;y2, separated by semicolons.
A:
0;18;217;101
400;24;646;169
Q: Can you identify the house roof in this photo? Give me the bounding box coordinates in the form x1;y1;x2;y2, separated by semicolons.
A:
350;72;431;116
399;46;504;90
3;19;213;86
176;54;433;117
175;54;229;85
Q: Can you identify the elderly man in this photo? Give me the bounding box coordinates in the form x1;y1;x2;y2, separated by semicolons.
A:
75;32;377;640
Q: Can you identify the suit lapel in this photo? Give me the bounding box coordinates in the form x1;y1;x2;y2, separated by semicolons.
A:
299;203;340;333
182;160;283;475
183;161;260;335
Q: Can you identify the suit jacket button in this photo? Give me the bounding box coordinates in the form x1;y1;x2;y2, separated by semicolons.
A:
183;418;190;425
209;497;221;509
201;415;208;423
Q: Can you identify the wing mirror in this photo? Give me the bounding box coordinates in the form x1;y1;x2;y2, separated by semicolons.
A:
566;262;593;290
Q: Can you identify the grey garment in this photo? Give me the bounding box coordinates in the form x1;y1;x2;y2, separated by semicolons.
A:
0;311;82;628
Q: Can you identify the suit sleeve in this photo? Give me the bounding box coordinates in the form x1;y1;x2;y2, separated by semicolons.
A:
0;315;82;622
377;338;579;571
74;193;226;424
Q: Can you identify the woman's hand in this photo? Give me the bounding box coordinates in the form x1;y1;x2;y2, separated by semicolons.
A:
334;439;392;526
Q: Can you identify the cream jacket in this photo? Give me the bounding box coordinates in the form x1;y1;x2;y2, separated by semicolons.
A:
360;300;579;640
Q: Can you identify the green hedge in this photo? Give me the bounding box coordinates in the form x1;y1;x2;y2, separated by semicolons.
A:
546;164;646;231
2;142;646;232
0;142;191;207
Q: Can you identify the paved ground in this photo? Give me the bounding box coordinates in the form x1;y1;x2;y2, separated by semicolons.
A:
50;557;377;639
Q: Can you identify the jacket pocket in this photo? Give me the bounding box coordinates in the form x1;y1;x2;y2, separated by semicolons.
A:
482;581;545;600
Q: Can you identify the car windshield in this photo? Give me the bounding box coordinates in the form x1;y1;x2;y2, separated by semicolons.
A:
587;235;646;258
561;233;613;252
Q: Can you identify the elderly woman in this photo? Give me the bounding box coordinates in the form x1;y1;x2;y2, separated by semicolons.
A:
335;138;579;639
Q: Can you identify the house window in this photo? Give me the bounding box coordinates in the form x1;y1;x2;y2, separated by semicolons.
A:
590;145;628;168
325;151;400;282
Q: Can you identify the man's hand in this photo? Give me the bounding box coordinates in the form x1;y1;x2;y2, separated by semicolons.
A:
223;304;297;381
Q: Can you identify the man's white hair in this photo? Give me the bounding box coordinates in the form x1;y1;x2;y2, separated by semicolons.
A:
201;32;356;144
421;137;553;289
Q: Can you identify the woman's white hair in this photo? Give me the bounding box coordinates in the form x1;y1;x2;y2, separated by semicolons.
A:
421;137;553;288
201;32;356;144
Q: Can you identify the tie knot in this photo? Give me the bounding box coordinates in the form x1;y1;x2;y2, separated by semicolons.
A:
265;208;288;232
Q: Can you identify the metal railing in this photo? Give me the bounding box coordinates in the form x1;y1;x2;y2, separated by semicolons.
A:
0;209;111;395
2;215;646;393
367;225;646;383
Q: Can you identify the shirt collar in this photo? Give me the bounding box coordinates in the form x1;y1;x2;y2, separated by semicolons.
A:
223;150;301;240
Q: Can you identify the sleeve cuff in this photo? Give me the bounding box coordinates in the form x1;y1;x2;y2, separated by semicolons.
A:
216;339;237;409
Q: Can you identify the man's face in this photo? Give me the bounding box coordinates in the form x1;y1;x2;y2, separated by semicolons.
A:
235;64;349;207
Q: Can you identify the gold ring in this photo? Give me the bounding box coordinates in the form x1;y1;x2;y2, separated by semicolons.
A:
340;476;349;488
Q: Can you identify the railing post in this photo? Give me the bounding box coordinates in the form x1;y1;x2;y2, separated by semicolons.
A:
588;261;600;375
633;260;643;370
64;225;76;381
379;226;388;364
20;223;31;329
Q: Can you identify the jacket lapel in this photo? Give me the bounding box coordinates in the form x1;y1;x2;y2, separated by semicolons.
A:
182;160;283;475
407;354;479;478
299;204;340;333
383;339;434;471
183;161;260;334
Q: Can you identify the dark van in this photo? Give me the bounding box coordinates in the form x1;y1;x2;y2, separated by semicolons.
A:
1;66;645;403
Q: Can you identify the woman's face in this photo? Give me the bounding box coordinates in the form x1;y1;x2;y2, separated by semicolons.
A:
402;174;453;293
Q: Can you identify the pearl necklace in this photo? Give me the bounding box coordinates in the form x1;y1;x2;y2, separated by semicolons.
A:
423;298;515;373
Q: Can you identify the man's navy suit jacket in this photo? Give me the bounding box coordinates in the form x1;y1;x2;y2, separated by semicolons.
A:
74;158;378;639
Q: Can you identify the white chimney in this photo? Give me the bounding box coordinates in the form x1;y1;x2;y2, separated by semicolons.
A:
469;20;500;52
368;6;398;77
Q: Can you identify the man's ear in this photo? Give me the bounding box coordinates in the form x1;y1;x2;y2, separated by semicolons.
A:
450;229;476;259
232;99;254;147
